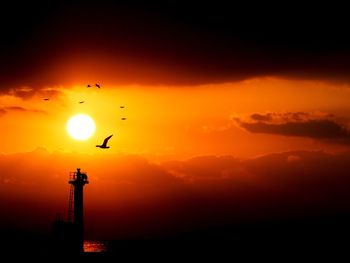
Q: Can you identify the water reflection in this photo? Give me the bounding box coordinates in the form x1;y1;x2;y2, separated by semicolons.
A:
84;240;109;252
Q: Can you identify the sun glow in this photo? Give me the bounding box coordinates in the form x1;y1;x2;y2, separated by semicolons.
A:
67;114;95;140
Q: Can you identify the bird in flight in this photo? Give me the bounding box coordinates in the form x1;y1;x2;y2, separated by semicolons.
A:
120;106;125;108
121;118;127;120
95;83;101;89
79;101;85;104
87;84;91;88
43;98;49;101
96;135;113;149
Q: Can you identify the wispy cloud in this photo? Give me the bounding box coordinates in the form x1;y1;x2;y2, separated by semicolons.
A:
0;106;47;116
6;86;62;99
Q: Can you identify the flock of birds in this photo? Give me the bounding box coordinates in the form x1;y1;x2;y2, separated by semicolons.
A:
43;83;126;149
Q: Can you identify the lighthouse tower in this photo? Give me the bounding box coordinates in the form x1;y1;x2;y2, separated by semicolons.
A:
68;168;89;252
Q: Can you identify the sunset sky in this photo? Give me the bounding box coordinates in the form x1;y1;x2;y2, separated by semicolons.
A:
1;3;350;242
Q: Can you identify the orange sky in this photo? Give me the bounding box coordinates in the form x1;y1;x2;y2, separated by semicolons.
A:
1;77;350;159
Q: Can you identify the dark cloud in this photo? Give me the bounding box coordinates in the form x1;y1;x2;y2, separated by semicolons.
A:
235;112;350;142
1;3;350;92
240;120;348;139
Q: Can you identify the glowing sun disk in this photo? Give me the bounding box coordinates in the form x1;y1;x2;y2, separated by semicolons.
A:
67;114;95;140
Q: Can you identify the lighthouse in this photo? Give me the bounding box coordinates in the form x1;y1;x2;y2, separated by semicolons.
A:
68;168;89;252
51;168;89;254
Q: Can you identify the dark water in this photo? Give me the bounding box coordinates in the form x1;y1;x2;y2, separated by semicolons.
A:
2;215;350;258
81;216;350;257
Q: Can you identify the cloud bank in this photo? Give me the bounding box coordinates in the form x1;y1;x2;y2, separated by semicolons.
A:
1;149;350;239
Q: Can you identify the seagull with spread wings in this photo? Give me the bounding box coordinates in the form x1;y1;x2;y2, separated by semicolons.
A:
96;135;113;149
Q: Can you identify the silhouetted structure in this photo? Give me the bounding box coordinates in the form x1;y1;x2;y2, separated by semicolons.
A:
52;168;89;254
69;168;89;252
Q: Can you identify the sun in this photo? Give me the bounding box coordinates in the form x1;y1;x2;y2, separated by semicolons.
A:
67;114;96;140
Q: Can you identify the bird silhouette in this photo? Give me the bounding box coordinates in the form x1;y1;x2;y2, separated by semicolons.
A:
95;83;101;88
121;118;126;120
43;98;49;101
87;84;91;88
79;101;85;104
96;135;113;149
120;106;125;108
